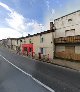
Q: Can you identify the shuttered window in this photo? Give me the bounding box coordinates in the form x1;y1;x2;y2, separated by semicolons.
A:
65;29;75;37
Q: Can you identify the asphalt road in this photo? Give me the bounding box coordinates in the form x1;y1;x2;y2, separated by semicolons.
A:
0;47;80;92
0;52;52;92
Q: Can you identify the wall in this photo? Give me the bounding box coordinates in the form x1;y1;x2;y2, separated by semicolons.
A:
75;46;80;54
11;39;17;50
54;11;80;38
55;45;80;61
24;32;54;59
54;11;80;61
34;32;54;59
56;46;65;52
7;39;12;48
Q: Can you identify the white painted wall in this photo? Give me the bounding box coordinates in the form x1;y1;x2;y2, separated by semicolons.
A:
65;29;75;37
54;11;80;38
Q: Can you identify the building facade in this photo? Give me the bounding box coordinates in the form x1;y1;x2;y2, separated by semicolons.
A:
1;39;8;47
7;38;18;50
54;10;80;61
22;30;55;60
6;22;55;60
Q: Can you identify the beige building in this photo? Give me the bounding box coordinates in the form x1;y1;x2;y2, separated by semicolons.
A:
6;22;55;60
54;10;80;61
6;31;55;60
22;30;55;60
7;38;18;50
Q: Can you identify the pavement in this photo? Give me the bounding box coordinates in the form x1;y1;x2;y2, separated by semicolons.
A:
51;59;80;71
4;46;80;72
0;47;80;92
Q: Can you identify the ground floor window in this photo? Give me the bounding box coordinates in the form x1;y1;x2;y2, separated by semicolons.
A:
40;48;43;54
40;48;46;55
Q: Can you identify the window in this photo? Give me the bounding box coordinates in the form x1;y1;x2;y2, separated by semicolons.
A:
68;19;72;22
65;29;75;37
40;37;44;43
20;39;22;42
40;48;43;54
29;39;32;43
40;48;46;54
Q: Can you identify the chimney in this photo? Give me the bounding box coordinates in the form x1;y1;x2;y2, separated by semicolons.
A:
50;22;53;30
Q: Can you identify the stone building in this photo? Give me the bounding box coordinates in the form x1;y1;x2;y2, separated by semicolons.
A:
6;22;55;60
54;10;80;61
7;38;18;50
22;29;55;60
2;39;8;47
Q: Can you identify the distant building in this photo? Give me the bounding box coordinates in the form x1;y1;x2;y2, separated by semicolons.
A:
54;10;80;61
2;39;8;47
7;38;18;50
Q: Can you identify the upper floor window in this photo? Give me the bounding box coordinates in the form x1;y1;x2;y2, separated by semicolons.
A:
20;39;22;42
40;37;44;43
68;19;72;22
29;39;32;43
65;29;75;37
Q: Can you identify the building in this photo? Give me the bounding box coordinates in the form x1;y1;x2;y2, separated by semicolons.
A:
54;10;80;61
2;39;8;47
7;38;18;50
6;22;55;60
0;40;2;46
22;29;55;60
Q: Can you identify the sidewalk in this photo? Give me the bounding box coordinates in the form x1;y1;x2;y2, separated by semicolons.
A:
51;59;80;71
3;46;80;72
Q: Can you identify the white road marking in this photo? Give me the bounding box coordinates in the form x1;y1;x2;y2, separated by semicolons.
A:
0;54;55;92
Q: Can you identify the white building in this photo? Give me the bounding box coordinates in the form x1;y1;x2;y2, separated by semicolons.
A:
54;10;80;61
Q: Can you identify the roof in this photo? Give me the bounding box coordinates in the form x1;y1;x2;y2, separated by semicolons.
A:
7;38;18;40
7;29;54;40
26;29;54;38
54;10;80;21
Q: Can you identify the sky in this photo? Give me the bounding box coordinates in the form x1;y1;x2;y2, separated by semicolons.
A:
0;0;80;39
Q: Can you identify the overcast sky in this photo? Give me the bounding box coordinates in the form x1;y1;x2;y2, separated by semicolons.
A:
0;0;80;39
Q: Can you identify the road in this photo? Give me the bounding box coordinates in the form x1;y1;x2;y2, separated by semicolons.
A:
0;47;80;92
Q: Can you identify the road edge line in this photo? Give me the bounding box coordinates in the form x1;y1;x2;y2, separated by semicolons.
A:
0;54;55;92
